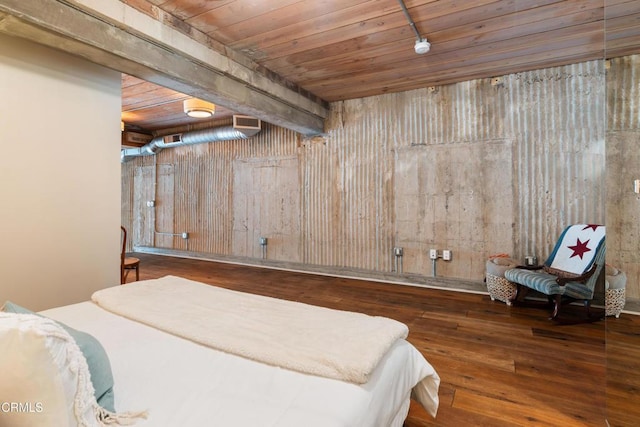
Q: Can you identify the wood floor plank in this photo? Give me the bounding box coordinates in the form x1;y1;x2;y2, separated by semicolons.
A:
423;353;603;412
128;253;640;426
452;388;603;427
410;336;517;373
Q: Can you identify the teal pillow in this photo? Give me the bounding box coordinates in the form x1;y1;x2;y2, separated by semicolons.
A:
2;301;115;412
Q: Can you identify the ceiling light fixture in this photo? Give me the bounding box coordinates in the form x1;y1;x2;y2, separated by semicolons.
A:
397;0;430;55
414;38;431;55
183;98;216;118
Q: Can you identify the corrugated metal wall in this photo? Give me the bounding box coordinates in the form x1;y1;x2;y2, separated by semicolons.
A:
609;55;640;131
506;61;606;261
123;121;301;254
122;59;607;283
606;55;640;299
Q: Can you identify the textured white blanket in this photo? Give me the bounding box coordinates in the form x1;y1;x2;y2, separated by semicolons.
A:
548;224;605;274
91;276;409;384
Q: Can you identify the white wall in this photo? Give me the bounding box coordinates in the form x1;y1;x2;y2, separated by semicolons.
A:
0;34;121;311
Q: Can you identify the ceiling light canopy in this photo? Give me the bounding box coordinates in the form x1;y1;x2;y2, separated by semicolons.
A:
414;38;431;55
183;98;215;118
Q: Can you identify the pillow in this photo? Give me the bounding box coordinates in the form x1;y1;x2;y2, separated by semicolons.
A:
492;257;515;266
485;257;517;277
2;301;115;412
606;267;627;290
605;264;619;276
0;313;102;426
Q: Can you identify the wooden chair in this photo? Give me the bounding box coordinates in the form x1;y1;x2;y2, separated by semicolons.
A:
121;226;140;284
505;224;605;321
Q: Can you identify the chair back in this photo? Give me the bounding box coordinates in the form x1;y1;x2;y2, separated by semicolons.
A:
543;224;605;276
120;226;127;284
585;240;606;295
120;226;128;260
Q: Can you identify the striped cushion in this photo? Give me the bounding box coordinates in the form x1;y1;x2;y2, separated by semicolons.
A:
504;269;594;300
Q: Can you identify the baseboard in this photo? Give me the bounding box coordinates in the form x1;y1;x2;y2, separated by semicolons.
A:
133;246;640;317
133;246;487;294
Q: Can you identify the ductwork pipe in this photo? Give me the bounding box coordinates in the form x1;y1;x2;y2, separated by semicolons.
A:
121;124;261;162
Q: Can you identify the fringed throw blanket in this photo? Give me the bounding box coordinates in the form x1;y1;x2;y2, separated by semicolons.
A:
92;276;409;384
0;313;147;426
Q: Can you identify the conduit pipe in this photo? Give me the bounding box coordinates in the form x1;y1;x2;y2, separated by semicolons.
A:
121;124;261;162
397;0;422;41
397;0;431;54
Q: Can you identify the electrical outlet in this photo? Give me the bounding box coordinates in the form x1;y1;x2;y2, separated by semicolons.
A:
181;232;189;239
429;249;438;260
394;247;403;257
259;237;268;246
443;250;452;261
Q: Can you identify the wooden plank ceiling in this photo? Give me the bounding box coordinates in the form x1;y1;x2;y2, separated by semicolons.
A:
122;0;640;133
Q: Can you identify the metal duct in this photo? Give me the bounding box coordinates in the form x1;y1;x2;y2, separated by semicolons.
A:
121;120;261;162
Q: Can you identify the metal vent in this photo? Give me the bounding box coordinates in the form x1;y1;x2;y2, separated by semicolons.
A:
122;131;153;146
163;134;182;143
233;115;261;130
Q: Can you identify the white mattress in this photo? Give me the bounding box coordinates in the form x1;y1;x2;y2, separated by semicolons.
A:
42;301;438;427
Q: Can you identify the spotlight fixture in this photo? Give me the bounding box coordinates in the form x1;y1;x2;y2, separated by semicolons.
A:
183;98;215;118
414;38;431;55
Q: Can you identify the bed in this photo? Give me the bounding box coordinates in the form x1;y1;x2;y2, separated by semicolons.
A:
1;275;439;426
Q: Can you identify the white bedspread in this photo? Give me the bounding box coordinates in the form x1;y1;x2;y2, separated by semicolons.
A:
91;276;409;385
43;302;440;426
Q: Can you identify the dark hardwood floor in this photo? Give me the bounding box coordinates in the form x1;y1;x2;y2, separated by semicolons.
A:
128;253;640;426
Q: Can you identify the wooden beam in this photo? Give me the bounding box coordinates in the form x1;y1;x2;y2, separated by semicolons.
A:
0;0;327;136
